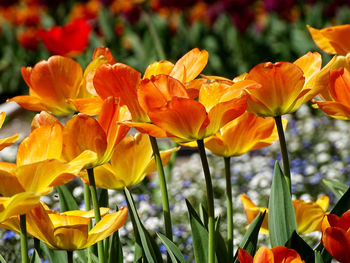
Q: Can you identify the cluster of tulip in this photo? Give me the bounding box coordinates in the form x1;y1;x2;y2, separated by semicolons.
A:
1;23;350;263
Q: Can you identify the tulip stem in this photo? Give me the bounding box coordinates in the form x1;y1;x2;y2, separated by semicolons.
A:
20;214;28;263
67;251;73;263
274;115;292;195
197;139;215;263
149;136;173;244
224;157;233;261
84;184;94;263
87;168;105;263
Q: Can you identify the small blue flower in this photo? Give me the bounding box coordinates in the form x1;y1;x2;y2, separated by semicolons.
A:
2;231;15;241
160;244;167;254
138;194;146;201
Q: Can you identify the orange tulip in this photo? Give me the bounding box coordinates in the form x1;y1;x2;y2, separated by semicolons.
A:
9;47;114;116
322;211;350;263
80;133;180;189
3;203;127;251
238;246;305;263
307;24;350;55
240;194;329;234
244;52;322;117
202;112;286;157
0;112;20;151
134;74;252;143
313;67;350;120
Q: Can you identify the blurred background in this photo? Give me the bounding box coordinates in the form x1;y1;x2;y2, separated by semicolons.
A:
1;0;349;102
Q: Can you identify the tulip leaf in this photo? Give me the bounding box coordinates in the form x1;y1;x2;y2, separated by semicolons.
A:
315;251;324;263
268;161;297;247
134;243;143;263
199;203;208;227
287;231;314;263
0;253;6;263
330;186;350;216
322;179;348;200
124;187;163;263
233;211;266;263
55;185;79;212
40;242;66;263
88;251;99;263
75;250;88;263
98;189;109;208
30;249;42;263
157;233;187;263
108;230;123;263
214;216;228;263
186;199;208;263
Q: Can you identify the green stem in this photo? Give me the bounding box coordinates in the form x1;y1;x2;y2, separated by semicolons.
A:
20;214;28;263
274;116;292;195
224;157;233;262
149;136;173;243
67;251;73;263
84;184;93;263
197;140;215;263
87;168;105;263
142;11;166;60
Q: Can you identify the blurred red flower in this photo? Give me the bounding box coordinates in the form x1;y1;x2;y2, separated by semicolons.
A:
38;18;92;57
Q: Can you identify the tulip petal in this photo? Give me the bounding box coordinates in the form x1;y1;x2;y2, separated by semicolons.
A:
329;67;350;105
254;247;274;263
148;97;209;143
0;163;24;196
143;60;174;79
122;122;168;138
272;246;304;262
313;100;350;120
68;97;104;116
17;123;63;166
86;207;127;248
63;207;110;218
237;248;253;263
144;146;181;175
170;48;209;83
322;227;350;263
307;24;350;55
0;133;20;151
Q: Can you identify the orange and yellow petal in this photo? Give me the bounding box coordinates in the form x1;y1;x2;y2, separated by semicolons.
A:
31;111;62;131
16;123;63;166
148;97;209;143
122;122;168;138
313;101;350;120
68;97;104;116
86;207;127;248
0;163;24;196
143;60;174;79
0;192;41;222
138;75;189;113
170;48;209;83
271;246;305;262
254;247;275;263
0;134;20;151
245;62;306;116
94;63;148;122
307;24;350;55
62;114;107;166
328;67;350;105
240;194;268;233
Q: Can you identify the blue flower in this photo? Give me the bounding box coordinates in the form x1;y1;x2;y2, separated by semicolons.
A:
2;231;15;241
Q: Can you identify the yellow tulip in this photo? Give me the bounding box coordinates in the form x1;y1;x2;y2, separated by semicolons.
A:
80;133;180;189
0;112;20;151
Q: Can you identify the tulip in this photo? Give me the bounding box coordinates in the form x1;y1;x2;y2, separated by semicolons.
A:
80;133;180;189
38;18;92;57
240;194;329;234
0;112;20;151
322;211;350;263
238;246;305;263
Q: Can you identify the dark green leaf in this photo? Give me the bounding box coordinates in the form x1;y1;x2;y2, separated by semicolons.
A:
315;251;324;263
330;186;350;216
186;199;208;263
157;233;187;263
214;216;228;263
233;211;266;263
268;161;297;247
56;185;79;212
322;179;348;200
98;189;109;208
30;249;42;263
124;187;163;263
108;230;123;263
40;242;66;263
287;231;314;263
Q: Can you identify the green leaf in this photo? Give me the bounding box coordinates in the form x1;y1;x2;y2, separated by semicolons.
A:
268;161;297;247
157;233;187;263
214;216;228;263
30;249;42;263
108;230;123;263
56;185;79;212
233;211;266;263
322;179;348;200
134;242;143;263
199;203;208;227
98;189;109;208
75;250;88;263
287;231;314;263
88;251;99;263
0;253;6;263
97;8;116;43
186;199;209;263
124;187;163;263
40;242;66;263
315;251;324;263
330;186;350;216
